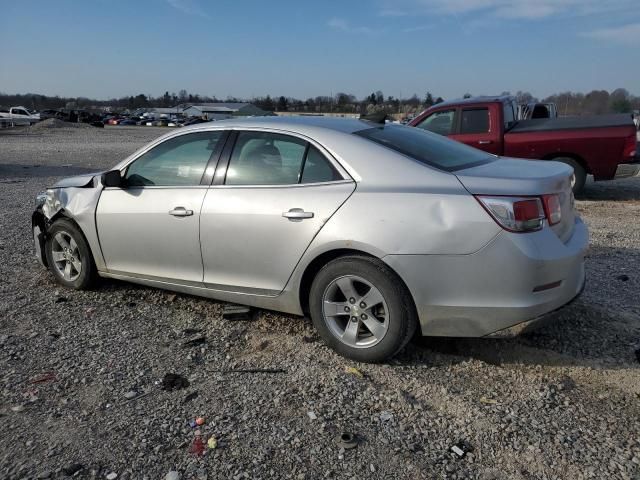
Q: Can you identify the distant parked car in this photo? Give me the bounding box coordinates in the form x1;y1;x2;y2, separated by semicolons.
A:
153;118;173;127
0;106;40;126
32;116;587;362
118;119;137;126
181;117;209;127
39;109;64;121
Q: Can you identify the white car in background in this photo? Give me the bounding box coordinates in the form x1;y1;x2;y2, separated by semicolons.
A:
0;106;40;126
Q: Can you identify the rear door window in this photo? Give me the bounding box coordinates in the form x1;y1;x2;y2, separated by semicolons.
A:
301;146;342;183
225;132;307;185
225;132;344;185
460;108;489;134
415;109;455;135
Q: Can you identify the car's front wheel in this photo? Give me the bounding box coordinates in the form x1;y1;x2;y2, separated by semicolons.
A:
45;219;96;290
309;255;417;363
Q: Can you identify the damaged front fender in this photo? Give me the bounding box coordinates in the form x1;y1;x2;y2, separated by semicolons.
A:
32;173;107;271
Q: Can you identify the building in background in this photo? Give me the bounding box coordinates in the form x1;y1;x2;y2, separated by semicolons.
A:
182;102;269;120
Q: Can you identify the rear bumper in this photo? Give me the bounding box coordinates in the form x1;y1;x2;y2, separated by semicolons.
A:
615;157;640;179
484;279;585;337
384;218;588;337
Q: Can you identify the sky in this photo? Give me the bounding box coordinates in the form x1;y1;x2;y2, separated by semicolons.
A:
1;0;640;101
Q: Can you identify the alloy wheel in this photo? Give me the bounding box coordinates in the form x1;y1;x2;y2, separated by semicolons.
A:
322;275;389;348
51;231;82;282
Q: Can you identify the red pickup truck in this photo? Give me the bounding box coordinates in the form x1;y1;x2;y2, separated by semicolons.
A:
409;96;638;193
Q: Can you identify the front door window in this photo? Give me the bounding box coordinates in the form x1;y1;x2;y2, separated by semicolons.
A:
125;131;223;187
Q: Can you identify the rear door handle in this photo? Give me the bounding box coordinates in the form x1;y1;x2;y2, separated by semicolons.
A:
282;208;314;221
169;207;194;217
478;140;493;145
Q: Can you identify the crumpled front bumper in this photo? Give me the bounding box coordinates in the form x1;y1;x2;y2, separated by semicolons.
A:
32;208;48;267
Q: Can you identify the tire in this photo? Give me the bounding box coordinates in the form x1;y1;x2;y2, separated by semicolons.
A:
554;157;586;195
309;255;417;363
45;218;96;290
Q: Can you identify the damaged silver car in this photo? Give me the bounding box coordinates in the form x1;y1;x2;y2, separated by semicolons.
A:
33;116;588;362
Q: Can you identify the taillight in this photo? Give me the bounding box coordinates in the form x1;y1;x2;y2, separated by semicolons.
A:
476;196;545;232
542;194;562;225
623;134;637;160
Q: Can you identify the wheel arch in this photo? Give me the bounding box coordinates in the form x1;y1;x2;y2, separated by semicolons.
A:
46;210;98;267
543;152;589;174
49;209;84;233
297;248;417;319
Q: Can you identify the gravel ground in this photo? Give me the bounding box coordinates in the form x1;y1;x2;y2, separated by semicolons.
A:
0;126;639;480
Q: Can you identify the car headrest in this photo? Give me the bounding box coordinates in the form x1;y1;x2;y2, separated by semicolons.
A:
250;144;282;167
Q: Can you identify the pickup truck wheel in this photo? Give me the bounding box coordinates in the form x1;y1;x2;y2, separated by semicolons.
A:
45;219;96;290
554;157;586;195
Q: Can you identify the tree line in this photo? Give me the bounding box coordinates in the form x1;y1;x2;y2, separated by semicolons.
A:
1;88;637;116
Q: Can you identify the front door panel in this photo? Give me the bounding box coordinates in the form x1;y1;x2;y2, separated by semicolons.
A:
96;187;207;282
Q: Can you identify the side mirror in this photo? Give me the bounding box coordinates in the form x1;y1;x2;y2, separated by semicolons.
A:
101;170;122;188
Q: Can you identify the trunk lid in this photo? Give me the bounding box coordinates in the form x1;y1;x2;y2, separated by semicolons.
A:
455;157;576;242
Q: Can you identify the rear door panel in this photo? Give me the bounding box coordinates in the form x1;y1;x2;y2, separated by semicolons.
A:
199;182;355;294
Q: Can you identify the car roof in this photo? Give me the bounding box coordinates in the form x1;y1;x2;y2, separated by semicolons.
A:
180;115;377;136
115;113;463;189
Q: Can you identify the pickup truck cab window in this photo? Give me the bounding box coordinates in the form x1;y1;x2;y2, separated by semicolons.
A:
415;109;455;135
125;131;223;187
503;102;516;130
460;108;489;134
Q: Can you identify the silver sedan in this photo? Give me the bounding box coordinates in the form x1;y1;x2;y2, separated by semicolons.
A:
32;116;588;362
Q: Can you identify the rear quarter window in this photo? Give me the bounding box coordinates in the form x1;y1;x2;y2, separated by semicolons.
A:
355;124;492;172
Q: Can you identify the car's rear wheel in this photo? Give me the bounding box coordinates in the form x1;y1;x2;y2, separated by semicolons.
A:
554;157;586;195
45;219;96;290
309;255;417;363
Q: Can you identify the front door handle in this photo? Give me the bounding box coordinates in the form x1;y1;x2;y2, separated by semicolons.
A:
478;140;493;145
169;207;194;217
282;208;314;221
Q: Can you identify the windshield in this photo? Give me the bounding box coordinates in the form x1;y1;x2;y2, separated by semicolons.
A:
354;124;493;172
